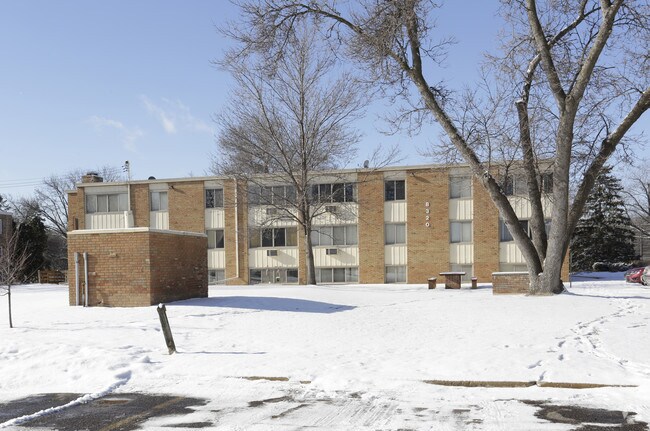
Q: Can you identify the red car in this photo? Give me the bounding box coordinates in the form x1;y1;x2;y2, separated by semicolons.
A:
625;267;645;284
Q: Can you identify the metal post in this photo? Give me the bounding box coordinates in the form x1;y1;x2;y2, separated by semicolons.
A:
74;252;80;306
83;252;89;307
157;304;177;354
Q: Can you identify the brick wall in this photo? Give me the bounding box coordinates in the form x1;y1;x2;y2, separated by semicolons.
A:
492;272;529;294
224;179;248;285
131;184;150;228
0;213;12;242
68;229;207;307
149;231;207;303
168;181;205;233
473;177;500;281
67;189;85;231
406;168;450;283
358;172;385;283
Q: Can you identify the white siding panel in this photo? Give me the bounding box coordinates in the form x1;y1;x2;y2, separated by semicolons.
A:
449;243;473;264
313;247;359;267
249;207;299;227
150;212;169;230
249;248;299;268
205;209;226;229
384;245;407;265
312;203;358;225
207;250;226;269
384;201;407;223
85;213;126;230
449;199;473;220
500;242;526;264
508;197;532;219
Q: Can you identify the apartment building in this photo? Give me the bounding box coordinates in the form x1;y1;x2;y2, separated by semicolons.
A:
67;164;564;291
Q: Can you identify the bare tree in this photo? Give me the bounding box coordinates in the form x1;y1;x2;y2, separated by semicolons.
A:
226;0;650;294
212;27;380;284
623;167;650;257
0;228;29;328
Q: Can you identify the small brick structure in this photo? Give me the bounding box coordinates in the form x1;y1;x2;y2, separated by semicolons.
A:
492;272;530;294
68;228;207;307
38;269;67;284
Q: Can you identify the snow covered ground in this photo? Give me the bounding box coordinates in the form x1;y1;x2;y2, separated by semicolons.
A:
1;276;649;430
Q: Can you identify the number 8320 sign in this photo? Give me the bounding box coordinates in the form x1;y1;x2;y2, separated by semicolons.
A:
425;201;431;228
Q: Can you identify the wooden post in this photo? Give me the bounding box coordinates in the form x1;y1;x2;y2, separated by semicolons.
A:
157;304;176;354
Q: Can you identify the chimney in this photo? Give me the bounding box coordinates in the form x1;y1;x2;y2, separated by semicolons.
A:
81;172;103;183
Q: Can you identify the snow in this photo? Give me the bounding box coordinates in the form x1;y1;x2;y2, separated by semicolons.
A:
1;278;649;429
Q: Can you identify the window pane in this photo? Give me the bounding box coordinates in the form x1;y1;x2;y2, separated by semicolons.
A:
319;184;332;203
97;195;108;212
332;183;344;202
207;230;216;248
450;222;461;243
108;194;119;212
118;193;128;211
385;181;395;201
385;224;396;245
503;176;514;196
272;186;284;205
261;229;274;247
395;224;406;244
320;268;333;283
450;177;470;198
310;184;319;203
345;183;355;202
249;228;261;248
287;269;299;283
386;266;396;283
310;229;320;246
285;228;297;247
333;268;345;282
542;173;553;194
86;195;97;213
395;180;405;200
500;220;513;242
462;222;472;242
346;267;358;282
261;187;272;205
151;192;160;211
159;192;168;211
247;187;260;206
273;228;286;247
320;227;333;245
250;269;262;284
215;230;225;248
285;186;296;204
333;226;345;245
206;189;214;208
346;225;358;245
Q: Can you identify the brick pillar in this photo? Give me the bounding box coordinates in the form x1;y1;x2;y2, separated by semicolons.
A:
131;184;150;228
473;177;500;281
358;172;385;284
168;181;205;233
224;179;248;285
67;189;86;231
406;168;450;283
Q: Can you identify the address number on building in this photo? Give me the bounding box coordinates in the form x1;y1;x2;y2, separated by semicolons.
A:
425;201;431;228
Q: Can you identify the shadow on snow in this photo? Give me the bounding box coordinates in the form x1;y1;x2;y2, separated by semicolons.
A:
175;296;356;314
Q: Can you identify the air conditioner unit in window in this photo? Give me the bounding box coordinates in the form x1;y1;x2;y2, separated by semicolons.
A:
266;208;278;216
326;248;338;255
267;249;278;257
325;205;338;213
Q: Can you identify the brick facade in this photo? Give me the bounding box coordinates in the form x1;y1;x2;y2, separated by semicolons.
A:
357;172;385;284
473;177;500;281
0;213;13;243
168;181;205;233
492;272;530;294
223;179;248;285
406;168;450;283
131;183;150;228
67;229;207;307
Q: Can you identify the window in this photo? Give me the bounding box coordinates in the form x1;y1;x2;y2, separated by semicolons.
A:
385;266;406;283
385;180;405;201
249;227;297;248
499;219;529;242
450;221;472;243
385;223;406;245
311;225;358;246
150;191;168;211
248;185;296;206
311;183;356;203
502;175;527;196
250;268;298;284
86;193;128;213
207;229;225;249
449;176;471;198
316;267;358;283
205;189;224;208
208;269;225;285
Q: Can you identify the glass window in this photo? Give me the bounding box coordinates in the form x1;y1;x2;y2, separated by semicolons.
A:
450;176;471;198
346;267;358;282
332;226;345;245
249;227;261;248
261;229;274;247
206;189;224;208
332;183;344;203
450;221;472;243
86;195;97;213
499;219;529;242
345;183;356;202
97;195;108;213
346;225;358;245
208;269;225;285
273;228;286;247
250;269;262;284
207;229;225;249
286;227;297;247
385;180;405;201
385;223;406;245
319;226;333;245
386;266;406;283
333;268;346;283
541;172;553;194
151;191;168;211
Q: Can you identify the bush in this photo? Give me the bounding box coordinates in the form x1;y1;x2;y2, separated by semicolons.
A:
592;262;634;272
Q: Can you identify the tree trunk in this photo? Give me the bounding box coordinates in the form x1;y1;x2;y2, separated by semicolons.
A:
8;285;13;328
303;224;316;285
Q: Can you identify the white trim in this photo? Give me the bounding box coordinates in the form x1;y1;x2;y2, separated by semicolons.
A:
69;227;206;238
492;271;529;276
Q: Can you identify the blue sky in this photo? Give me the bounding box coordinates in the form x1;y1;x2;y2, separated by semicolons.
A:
0;1;646;198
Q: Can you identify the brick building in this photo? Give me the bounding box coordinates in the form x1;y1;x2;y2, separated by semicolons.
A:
0;211;13;244
67;164;568;298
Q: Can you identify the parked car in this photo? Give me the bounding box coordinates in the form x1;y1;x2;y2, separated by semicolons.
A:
642;266;650;286
625;267;645;284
